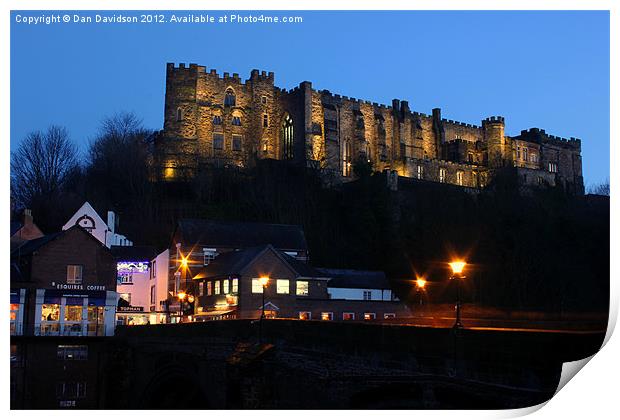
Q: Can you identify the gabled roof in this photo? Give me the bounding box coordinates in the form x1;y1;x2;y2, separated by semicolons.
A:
62;201;107;231
194;245;326;280
10;221;23;237
319;268;390;290
110;245;157;261
10;232;63;258
175;219;307;251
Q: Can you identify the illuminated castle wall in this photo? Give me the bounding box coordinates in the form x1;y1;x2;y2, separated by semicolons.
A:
153;63;584;193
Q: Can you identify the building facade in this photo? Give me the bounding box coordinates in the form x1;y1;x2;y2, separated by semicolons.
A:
154;63;584;194
10;226;118;337
62;202;132;248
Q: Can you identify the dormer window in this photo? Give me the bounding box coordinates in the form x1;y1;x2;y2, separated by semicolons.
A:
224;88;236;107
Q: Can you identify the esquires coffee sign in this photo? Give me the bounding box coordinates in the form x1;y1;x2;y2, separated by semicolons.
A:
50;282;107;291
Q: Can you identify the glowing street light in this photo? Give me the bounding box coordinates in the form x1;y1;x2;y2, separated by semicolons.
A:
450;261;467;329
415;278;427;306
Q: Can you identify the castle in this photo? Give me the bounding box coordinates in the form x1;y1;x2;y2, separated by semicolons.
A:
154;63;584;193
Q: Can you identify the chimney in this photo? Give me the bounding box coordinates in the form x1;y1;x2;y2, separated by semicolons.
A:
22;209;33;227
107;211;116;233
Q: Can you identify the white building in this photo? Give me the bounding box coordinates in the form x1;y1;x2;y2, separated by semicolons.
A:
62;202;132;248
319;268;399;302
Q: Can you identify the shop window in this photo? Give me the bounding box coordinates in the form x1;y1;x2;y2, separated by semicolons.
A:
321;312;333;321
277;279;290;294
203;248;218;265
298;311;311;320
56;382;87;399
343;312;355;321
57;345;88;361
384;313;396;319
232;135;243;151
296;281;309;296
213;133;224;150
42;304;60;321
364;313;376;320
65;306;82;322
66;265;83;284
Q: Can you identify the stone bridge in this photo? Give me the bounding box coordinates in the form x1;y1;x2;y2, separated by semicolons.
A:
104;319;604;409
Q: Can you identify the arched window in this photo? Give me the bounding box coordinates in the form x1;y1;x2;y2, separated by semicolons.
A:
342;139;352;177
176;108;183;122
213;115;222;125
231;116;242;126
224;88;236;107
282;114;294;160
365;141;371;163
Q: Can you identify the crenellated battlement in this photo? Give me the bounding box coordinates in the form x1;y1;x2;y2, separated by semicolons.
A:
168;63;278;87
482;116;505;125
518;128;581;146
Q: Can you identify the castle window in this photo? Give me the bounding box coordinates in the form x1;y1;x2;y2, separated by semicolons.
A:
176;108;183;122
263;114;269;128
282;114;294;160
232;135;243;151
224;88;236;107
517;146;521;160
439;168;446;183
456;171;464;186
531;153;538;163
468;153;474;163
342;139;352;177
400;142;406;160
213;115;222;125
365;142;371;163
231;116;242;126
213;133;224;151
417;165;423;180
523;148;529;162
548;162;558;173
261;96;267;104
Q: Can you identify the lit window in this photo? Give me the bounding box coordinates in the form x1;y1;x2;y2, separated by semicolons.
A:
213;133;224;150
214;281;220;295
207;281;212;296
232;135;243;151
263;114;269;128
343;312;355;321
523;148;529;162
417;165;423;180
282;114;294;159
232;116;242;126
531;153;537;163
252;279;264;294
213;115;222;125
176;108;183;122
276;279;290;294
203;248;217;265
198;282;204;296
67;265;83;284
299;311;311;320
296;281;309;296
65;305;82;322
363;290;372;300
517;146;521;160
223;279;230;294
56;382;87;399
224;88;236;107
321;312;333;321
232;278;239;294
41;304;60;321
342;139;351;177
456;171;464;186
548;162;558;173
439;168;446;183
384;313;396;319
363;313;376;320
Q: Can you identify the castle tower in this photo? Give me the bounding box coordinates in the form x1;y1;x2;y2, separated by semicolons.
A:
482;116;510;167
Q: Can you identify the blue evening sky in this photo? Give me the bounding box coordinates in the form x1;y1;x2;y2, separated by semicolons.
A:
10;10;609;186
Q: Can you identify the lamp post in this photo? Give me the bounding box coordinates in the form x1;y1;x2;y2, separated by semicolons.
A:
258;276;269;344
177;291;186;323
449;261;466;329
415;278;426;306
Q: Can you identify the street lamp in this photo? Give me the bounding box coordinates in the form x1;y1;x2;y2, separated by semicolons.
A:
177;291;186;323
258;276;269;344
449;261;466;329
415;278;426;305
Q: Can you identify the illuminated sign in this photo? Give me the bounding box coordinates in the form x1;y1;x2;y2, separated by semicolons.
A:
116;261;150;274
117;306;144;313
50;282;106;291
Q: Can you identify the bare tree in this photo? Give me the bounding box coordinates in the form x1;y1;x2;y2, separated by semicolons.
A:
11;125;78;209
588;179;610;196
